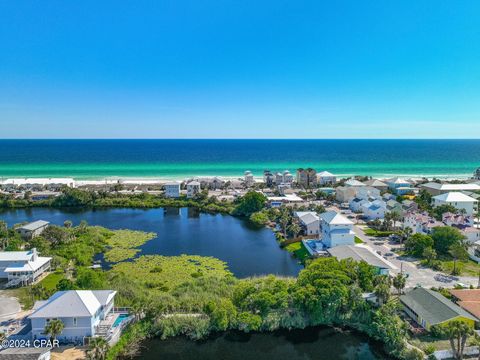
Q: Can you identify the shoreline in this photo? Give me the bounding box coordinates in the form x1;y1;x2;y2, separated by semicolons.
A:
0;173;475;186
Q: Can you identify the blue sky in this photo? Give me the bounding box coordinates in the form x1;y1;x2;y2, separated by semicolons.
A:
1;1;480;138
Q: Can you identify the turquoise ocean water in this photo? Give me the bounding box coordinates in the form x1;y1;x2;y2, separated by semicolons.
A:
0;139;479;180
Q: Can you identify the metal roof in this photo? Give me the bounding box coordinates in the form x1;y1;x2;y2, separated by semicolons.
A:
328;245;394;270
17;220;49;232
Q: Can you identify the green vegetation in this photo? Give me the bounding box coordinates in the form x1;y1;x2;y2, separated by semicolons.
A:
249;210;270;226
104;230;156;262
404;226;475;276
233;191;267;217
0;187;235;214
284;241;310;262
364;228;396;237
354;236;364;244
104;256;410;359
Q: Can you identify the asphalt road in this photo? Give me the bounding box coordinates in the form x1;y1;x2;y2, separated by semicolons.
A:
352;224;479;289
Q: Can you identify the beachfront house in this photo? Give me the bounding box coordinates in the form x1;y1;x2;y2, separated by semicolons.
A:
319;211;355;248
356;186;381;201
344;179;366;187
433;192;478;217
263;170;275;187
29;290;129;345
386;177;412;195
164;182;180;198
327;245;394;275
0;248;51;286
400;287;477;331
317;171;337;185
296;168;317;188
282;170;294;184
295;211;320;236
244;171;254;187
186;181;201;198
17;220;50;239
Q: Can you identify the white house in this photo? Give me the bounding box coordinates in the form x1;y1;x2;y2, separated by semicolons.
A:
361;200;386;220
319;211;355;248
386;177;412;195
403;212;443;235
283;170;294;184
244;171;254;187
433;192;478;217
17;220;50;239
186;181;201;198
0;248;51;285
29;290;128;345
344;179;366;187
349;197;369;212
295;211;320;236
164;182;180;198
356;186;381;201
317;171;337;185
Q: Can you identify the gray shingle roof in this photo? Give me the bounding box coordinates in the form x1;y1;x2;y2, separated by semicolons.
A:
328;245;393;270
400;287;478;326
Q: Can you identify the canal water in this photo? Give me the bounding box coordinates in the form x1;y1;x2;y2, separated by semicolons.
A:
0;207;303;277
137;327;391;360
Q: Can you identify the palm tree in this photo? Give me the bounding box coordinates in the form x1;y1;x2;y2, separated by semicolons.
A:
44;319;64;342
400;227;412;244
390;210;402;231
374;276;391;305
392;273;406;295
288;222;301;239
87;337;109;360
439;320;474;360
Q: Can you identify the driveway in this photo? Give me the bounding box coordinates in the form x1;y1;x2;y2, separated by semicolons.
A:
0;292;21;322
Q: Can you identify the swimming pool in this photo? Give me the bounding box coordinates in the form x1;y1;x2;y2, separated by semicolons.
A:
113;313;130;328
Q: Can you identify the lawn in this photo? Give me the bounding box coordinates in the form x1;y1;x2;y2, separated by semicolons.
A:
354;236;364;244
285;241;310;263
364;228;396;237
39;271;65;292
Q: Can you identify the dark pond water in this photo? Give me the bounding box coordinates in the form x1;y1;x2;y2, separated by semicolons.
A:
0;207;302;277
137;327;391;360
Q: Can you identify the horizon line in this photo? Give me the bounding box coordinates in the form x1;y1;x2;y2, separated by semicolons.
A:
2;138;480;141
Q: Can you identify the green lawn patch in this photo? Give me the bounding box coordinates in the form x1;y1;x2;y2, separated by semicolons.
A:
39;271;65;292
285;241;310;263
354;236;364;244
364;228;396;237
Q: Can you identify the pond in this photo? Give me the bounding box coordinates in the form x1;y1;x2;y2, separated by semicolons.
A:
0;207;303;277
137;327;391;360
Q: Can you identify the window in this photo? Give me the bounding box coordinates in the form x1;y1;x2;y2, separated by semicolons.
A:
73;317;77;326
